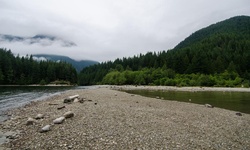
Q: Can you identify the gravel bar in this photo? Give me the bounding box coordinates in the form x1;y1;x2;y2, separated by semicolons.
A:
0;87;249;149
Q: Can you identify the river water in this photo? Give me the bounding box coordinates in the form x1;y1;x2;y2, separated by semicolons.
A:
125;90;250;114
0;86;90;122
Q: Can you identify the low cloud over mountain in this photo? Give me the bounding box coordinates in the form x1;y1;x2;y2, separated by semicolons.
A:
0;34;76;47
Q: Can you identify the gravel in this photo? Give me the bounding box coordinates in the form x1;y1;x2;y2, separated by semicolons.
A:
0;87;250;149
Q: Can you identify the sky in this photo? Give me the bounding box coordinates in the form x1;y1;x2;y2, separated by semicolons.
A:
0;0;250;62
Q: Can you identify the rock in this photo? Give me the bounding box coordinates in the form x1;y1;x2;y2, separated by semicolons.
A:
205;104;213;108
26;117;36;125
5;131;17;139
40;125;51;133
79;98;85;103
73;98;79;102
35;114;44;120
236;112;242;116
57;106;66;110
53;117;65;124
156;96;160;99
63;111;74;119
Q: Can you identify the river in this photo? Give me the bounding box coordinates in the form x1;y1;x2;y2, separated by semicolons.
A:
125;89;250;114
0;86;90;122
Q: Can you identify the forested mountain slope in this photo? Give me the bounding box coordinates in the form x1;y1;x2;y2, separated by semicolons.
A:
0;49;77;85
79;16;250;86
33;54;98;72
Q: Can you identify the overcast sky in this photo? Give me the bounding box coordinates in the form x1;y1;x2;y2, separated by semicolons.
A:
0;0;250;62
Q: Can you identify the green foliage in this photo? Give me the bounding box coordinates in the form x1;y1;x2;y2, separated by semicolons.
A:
39;79;47;85
0;48;78;85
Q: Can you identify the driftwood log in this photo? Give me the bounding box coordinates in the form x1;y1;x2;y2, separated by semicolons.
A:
63;95;79;103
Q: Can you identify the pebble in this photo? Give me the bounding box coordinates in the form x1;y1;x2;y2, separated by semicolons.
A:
40;125;51;133
26;117;36;126
205;104;213;108
53;117;65;124
73;98;79;103
35;114;44;120
64;111;74;119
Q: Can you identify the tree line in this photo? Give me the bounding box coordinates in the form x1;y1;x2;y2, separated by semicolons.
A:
79;16;250;87
0;48;77;85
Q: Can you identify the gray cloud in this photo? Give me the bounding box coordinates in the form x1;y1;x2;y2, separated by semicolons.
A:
0;0;250;62
0;34;76;47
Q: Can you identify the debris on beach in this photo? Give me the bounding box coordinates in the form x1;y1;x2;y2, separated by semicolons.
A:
63;95;79;103
57;106;66;110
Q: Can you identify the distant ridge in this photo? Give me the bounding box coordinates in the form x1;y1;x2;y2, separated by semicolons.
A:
33;54;99;72
174;15;250;49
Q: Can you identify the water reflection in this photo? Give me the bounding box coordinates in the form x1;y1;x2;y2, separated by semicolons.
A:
125;90;250;114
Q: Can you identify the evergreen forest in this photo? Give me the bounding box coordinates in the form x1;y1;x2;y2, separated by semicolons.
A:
79;16;250;87
0;48;77;85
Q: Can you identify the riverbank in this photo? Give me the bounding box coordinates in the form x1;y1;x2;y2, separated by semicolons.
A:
0;87;250;149
112;85;250;92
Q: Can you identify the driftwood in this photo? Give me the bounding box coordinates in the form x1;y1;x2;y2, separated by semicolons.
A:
63;95;79;103
57;106;66;110
48;103;59;105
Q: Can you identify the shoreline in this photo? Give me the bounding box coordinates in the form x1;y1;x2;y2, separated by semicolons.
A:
111;85;250;92
0;84;75;87
0;87;249;149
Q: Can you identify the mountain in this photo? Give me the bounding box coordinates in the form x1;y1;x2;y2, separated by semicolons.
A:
174;16;250;49
0;34;76;47
79;15;250;85
33;54;99;72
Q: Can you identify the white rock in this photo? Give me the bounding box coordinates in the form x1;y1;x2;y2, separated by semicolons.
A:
26;117;36;125
205;104;213;108
73;98;79;103
53;117;65;124
40;125;51;133
35;114;44;119
64;111;74;119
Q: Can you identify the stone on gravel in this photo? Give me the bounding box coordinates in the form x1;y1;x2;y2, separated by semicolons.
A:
40;125;51;133
26;117;36;125
205;104;213;108
236;112;242;116
35;114;44;120
53;117;65;124
79;98;85;103
74;98;79;102
63;111;74;119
